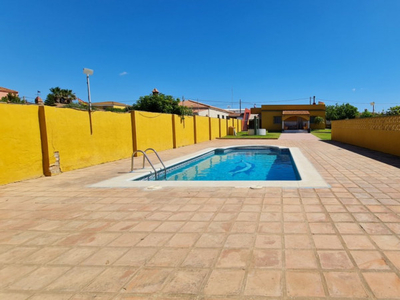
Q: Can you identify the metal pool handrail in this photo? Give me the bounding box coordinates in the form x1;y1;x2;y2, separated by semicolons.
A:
144;148;167;180
131;150;158;179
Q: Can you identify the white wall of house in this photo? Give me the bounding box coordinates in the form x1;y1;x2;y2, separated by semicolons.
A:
197;109;230;119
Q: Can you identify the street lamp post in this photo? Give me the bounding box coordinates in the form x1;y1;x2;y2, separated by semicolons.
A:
83;68;94;111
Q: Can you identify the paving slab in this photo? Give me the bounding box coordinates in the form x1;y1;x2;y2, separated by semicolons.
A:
0;138;400;299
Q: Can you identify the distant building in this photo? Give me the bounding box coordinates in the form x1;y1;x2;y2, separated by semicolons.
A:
180;99;235;119
251;103;326;131
91;101;128;110
0;87;19;99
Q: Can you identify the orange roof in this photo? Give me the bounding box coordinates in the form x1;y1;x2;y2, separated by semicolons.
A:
0;87;18;94
180;99;232;114
282;110;310;115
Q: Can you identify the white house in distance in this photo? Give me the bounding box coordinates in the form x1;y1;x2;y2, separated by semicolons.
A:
180;99;232;119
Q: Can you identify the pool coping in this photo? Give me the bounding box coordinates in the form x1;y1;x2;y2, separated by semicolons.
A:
89;145;330;189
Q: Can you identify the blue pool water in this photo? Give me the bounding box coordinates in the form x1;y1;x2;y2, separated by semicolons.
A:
137;146;301;181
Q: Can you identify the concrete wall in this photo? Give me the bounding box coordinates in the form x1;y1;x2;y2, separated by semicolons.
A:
332;116;400;157
43;106;133;173
173;115;195;148
0;104;43;185
1;104;242;185
133;111;174;152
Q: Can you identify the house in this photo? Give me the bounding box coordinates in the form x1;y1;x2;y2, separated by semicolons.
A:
180;99;234;119
0;87;19;99
91;101;129;110
251;102;326;131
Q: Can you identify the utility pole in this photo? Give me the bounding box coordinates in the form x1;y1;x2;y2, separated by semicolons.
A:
239;99;241;114
309;97;312;105
370;102;375;114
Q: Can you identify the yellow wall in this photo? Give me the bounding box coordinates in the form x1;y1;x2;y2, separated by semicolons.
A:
133;111;174;152
0;104;44;184
173;115;195;148
220;119;227;137
43;106;133;172
332;116;400;157
194;115;210;143
2;104;237;185
210;117;220;139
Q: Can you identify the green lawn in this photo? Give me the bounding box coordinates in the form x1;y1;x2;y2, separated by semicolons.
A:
222;131;281;139
311;129;331;140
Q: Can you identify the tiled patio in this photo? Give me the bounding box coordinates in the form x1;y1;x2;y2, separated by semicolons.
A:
0;138;400;299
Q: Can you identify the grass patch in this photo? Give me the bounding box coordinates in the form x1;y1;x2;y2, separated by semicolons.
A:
311;129;331;140
222;131;281;139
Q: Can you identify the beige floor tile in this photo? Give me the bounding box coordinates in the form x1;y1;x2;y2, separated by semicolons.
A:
124;268;172;293
286;271;325;297
162;269;208;294
49;247;98;265
195;233;226;247
135;233;173;247
351;251;390;270
309;223;336;234
283;222;308;233
0;265;37;288
324;272;367;297
181;248;219;267
114;248;157;266
83;267;137;292
384;251;400;270
146;248;189;267
313;235;344;249
363;272;400;298
285;235;313;249
252;249;282;268
224;234;255;248
203;269;245;295
9;266;70;291
231;221;257;233
335;222;364;234
255;234;281;248
318;250;354;269
370;235;400;250
244;269;282;296
81;247;129;266
342;235;376;250
216;248;250;268
165;233;199;247
285;249;318;269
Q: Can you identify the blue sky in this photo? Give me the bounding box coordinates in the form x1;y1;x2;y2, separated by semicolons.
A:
2;0;400;113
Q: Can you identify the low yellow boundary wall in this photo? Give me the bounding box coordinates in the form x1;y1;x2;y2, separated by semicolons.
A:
1;105;242;185
0;104;43;185
332;116;400;157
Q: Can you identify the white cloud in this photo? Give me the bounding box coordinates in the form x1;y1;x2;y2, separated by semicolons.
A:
352;88;356;92
119;71;128;76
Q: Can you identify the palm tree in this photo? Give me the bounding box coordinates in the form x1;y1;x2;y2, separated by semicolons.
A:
45;87;77;106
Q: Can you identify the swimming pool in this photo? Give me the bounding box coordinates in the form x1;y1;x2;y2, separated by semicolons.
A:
90;145;330;188
137;146;300;181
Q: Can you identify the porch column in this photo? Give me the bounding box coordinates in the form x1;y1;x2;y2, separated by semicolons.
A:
282;120;285;131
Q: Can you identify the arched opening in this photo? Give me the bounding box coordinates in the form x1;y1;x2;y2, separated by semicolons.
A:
282;111;310;131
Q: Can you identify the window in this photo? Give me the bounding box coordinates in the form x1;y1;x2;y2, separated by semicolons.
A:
310;116;316;124
273;116;282;124
217;114;220;119
222;115;225;119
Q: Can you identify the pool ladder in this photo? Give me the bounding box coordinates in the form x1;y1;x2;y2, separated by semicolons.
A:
131;148;167;180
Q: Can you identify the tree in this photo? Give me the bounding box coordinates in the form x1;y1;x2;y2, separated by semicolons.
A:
0;93;24;104
386;106;400;116
313;116;325;125
132;92;193;116
359;110;373;118
326;103;358;120
45;87;77;106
